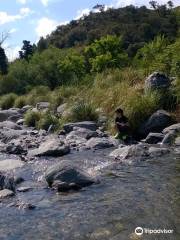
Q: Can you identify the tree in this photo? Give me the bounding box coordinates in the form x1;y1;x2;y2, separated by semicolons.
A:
149;1;158;9
93;4;105;12
0;46;8;75
167;1;174;9
37;37;48;52
19;40;34;61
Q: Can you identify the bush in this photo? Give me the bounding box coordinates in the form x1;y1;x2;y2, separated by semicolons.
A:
14;96;27;108
26;86;51;105
69;101;98;122
0;93;17;110
37;112;59;131
24;110;41;127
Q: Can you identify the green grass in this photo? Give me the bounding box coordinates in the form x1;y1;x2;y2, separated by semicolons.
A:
24;110;41;127
0;93;17;110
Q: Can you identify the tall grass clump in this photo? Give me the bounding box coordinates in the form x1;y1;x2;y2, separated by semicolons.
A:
24;110;41;127
0;93;17;110
14;95;27;108
26;86;51;106
37;112;59;131
69;100;98;122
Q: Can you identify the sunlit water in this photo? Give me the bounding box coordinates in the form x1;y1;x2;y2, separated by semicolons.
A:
0;148;179;240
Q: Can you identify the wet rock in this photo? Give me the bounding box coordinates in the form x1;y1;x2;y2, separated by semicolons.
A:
14;176;24;184
143;133;164;144
148;146;170;157
145;72;171;92
63;121;97;133
161;130;177;145
67;127;98;140
163;123;180;134
138;110;173;137
0;174;15;191
0;189;14;199
16;119;24;125
0;109;20;122
17;187;32;192
45;160;96;189
0;159;24;171
0;121;22;130
16;201;36;210
175;137;180;146
6;143;27;155
110;144;148;160
28;137;70;157
86;137;117;149
8;113;22;122
52;181;71;192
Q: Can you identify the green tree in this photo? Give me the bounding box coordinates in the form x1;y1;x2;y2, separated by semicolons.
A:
0;46;8;75
37;37;48;52
19;40;34;61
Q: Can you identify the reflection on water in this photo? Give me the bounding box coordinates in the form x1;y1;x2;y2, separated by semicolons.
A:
0;150;179;240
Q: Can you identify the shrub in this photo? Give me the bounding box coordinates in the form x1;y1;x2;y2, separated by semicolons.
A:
14;96;27;108
0;93;17;110
37;112;59;131
70;101;98;122
26;86;51;105
24;110;41;127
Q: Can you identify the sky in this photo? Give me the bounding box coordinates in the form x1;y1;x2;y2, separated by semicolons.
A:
0;0;179;60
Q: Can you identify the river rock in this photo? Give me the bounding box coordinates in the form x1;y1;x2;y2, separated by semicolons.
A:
6;143;27;155
63;121;97;133
67;127;98;140
57;103;67;115
28;137;70;157
163;123;180;134
0;121;22;130
16;119;24;125
0;129;27;143
0;159;24;171
110;144;148;160
45;160;96;189
0;109;20;122
175;137;180;146
86;137;117;149
36;102;50;111
161;130;177;145
144;133;164;144
138;110;172;137
19;105;32;114
0;174;15;191
145;72;171;92
0;189;14;199
148;146;170;157
8;113;22;122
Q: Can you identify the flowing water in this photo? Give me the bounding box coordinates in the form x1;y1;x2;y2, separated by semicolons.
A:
0;148;179;240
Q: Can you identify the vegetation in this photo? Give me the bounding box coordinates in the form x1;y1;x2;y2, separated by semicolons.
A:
0;2;179;132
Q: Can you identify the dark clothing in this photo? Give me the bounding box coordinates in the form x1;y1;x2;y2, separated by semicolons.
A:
115;116;129;134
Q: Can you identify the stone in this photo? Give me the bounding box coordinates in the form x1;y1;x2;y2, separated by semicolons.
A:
28;137;70;157
66;127;98;140
19;105;32;114
6;143;27;155
0;129;27;143
36;102;50;111
0;159;24;171
63;121;97;133
16;119;24;125
14;176;25;184
0;189;14;199
138;110;173;137
163;123;180;134
0;121;22;130
144;133;164;144
17;187;32;192
7;113;22;122
110;144;148;160
145;72;171;92
161;130;177;145
0;109;20;122
57;103;68;115
175;137;180;146
148;146;170;157
45;160;96;188
86;137;116;149
0;174;15;191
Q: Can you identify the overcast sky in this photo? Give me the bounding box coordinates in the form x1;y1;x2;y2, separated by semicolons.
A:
0;0;179;60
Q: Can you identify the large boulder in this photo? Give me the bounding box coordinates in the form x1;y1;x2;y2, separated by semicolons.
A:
163;123;180;134
145;72;171;92
66;127;98;140
138;110;173;137
28;137;70;157
63;121;97;133
0;109;20;122
143;133;164;144
0;159;24;171
0;189;14;199
45;160;96;189
86;137;118;149
0;129;27;143
0;121;22;130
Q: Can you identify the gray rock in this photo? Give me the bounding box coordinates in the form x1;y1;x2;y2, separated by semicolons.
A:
28;137;70;157
17;187;32;192
16;119;24;125
67;127;98;140
110;144;148;160
0;121;22;130
175;137;180;146
0;129;27;143
7;113;22;122
45;160;96;188
19;105;32;114
63;121;97;133
161;130;177;145
86;137;116;149
0;109;20;122
145;72;171;92
57;103;67;115
0;174;15;191
0;159;24;171
163;123;180;134
6;143;27;155
144;133;164;144
138;110;172;137
36;102;50;111
148;146;170;157
0;189;14;199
